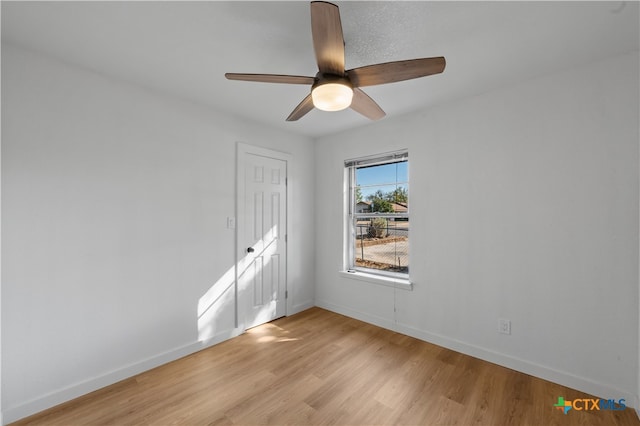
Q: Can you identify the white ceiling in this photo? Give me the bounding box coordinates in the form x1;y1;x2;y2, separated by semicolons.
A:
2;1;638;138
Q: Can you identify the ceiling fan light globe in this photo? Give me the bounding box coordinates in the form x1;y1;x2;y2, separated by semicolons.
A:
312;83;353;111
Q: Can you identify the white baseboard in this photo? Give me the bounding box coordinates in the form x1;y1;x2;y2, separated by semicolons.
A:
315;300;396;332
2;328;243;424
291;300;315;315
316;299;638;410
396;322;637;409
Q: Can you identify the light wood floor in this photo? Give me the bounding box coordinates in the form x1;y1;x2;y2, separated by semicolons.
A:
13;307;640;425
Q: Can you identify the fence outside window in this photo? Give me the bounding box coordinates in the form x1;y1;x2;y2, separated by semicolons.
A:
354;218;408;273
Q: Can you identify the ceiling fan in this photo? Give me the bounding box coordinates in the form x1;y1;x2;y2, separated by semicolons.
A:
225;1;445;122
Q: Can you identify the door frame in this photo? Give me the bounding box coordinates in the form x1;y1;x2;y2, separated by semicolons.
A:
235;142;292;330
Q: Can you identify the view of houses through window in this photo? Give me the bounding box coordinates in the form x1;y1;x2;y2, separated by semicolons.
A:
347;152;409;276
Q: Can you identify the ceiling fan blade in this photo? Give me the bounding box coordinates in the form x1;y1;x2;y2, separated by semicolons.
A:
225;73;315;85
286;94;315;121
347;57;446;87
350;88;385;121
311;1;345;75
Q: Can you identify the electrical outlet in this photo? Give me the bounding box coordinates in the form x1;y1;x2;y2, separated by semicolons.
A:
498;318;511;335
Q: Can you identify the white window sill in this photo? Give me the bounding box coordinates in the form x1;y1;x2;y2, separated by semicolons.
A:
339;270;413;291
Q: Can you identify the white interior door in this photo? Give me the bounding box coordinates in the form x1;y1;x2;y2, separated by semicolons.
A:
237;145;288;330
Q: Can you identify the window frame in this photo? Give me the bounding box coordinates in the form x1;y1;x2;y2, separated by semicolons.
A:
344;150;410;282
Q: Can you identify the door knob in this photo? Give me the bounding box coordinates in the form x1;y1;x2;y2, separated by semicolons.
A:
247;247;255;253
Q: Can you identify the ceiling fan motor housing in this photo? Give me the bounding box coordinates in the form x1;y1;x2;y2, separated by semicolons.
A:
312;72;352;90
311;73;354;111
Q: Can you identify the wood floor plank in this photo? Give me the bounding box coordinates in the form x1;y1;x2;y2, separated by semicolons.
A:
11;307;640;426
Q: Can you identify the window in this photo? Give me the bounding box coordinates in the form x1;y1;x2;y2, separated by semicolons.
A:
345;150;409;279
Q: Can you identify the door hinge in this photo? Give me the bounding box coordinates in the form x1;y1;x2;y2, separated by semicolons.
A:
284;234;287;243
285;177;288;186
285;290;288;299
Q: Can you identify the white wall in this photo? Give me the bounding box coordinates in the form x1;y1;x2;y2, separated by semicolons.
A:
315;51;639;406
1;43;315;423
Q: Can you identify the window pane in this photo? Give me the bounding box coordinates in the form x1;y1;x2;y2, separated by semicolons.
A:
353;217;409;273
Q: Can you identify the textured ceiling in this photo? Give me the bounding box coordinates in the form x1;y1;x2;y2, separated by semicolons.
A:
2;1;639;138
